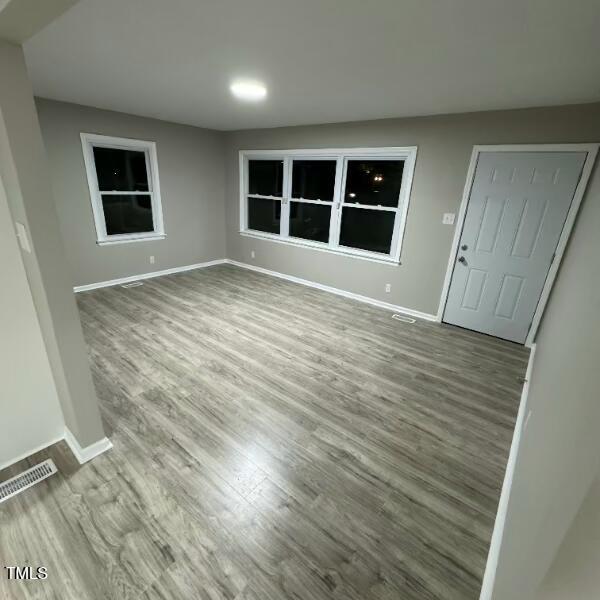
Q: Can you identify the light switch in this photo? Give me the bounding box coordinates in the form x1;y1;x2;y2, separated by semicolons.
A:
15;222;31;253
443;213;456;225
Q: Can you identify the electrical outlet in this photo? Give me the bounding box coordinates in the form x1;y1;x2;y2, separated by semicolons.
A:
251;250;256;259
443;213;456;225
385;283;391;293
149;255;155;264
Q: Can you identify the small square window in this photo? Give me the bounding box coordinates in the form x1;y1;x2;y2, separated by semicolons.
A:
289;201;331;243
248;160;284;197
291;160;336;201
101;195;154;235
339;206;396;254
248;196;281;234
92;147;149;192
344;159;404;207
81;134;165;245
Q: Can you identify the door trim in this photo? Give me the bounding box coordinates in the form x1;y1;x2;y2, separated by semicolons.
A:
436;143;599;346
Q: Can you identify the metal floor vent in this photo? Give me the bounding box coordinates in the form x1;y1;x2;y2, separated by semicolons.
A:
392;313;417;324
0;459;57;504
121;281;144;288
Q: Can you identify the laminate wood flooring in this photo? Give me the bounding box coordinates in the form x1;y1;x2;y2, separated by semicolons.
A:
0;264;529;600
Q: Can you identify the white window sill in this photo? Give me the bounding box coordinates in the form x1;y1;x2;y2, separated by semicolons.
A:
240;230;400;265
97;233;166;246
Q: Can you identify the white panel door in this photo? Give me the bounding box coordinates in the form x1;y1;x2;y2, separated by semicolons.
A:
444;151;586;343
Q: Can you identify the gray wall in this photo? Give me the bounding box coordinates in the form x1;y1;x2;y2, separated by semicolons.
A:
0;169;64;468
535;473;600;599
224;102;600;316
36;98;226;287
490;160;600;599
0;40;104;449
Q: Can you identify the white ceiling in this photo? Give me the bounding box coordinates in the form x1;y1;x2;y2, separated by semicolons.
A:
24;0;600;131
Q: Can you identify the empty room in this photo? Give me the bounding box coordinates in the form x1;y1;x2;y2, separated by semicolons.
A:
1;1;600;598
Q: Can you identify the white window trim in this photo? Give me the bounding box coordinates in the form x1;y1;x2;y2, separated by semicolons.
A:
239;146;417;264
81;133;166;246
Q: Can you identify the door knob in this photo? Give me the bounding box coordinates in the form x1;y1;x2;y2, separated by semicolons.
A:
461;244;468;250
458;256;466;264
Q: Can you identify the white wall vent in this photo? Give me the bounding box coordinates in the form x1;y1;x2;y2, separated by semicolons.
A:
121;281;144;288
0;459;57;504
392;313;416;324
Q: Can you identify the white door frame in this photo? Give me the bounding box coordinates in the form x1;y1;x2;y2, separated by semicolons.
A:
436;143;599;346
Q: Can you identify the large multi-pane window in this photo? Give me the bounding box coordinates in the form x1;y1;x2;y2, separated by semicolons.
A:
81;133;165;245
239;147;417;263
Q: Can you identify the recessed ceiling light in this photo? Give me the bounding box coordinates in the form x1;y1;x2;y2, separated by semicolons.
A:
230;80;267;102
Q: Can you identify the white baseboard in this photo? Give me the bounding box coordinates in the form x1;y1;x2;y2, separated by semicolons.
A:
0;434;65;472
72;257;436;322
479;343;537;600
0;427;113;471
225;259;437;321
64;428;113;464
73;259;227;292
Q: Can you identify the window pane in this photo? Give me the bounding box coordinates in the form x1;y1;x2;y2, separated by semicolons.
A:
344;160;404;207
248;196;281;234
339;207;395;254
291;160;336;201
94;147;149;191
101;194;154;235
289;202;331;243
248;160;283;197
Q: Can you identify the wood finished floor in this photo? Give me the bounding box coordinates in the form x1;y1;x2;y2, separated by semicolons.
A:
0;264;529;600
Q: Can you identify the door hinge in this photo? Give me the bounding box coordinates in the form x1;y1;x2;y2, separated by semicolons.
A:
550;252;556;265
